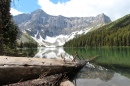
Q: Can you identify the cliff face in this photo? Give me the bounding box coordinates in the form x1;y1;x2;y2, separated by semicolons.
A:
13;9;111;38
13;9;111;47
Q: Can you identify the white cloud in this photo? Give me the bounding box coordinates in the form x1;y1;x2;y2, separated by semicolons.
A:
38;0;130;21
10;8;23;16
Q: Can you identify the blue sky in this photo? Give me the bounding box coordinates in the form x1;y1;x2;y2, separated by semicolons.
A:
11;0;40;13
11;0;69;13
11;0;130;21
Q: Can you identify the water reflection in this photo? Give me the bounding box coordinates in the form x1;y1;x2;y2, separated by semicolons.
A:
34;47;73;60
78;63;114;81
74;63;130;86
17;47;130;86
17;48;38;57
64;47;130;59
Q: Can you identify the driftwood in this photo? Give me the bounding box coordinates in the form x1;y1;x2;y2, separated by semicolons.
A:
6;74;63;86
0;56;86;85
86;55;99;62
72;51;99;62
7;74;75;86
0;55;98;85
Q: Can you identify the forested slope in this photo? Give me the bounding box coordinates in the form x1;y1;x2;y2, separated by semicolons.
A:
64;14;130;47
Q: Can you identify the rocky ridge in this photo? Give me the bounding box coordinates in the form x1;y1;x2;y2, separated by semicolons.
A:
13;9;111;47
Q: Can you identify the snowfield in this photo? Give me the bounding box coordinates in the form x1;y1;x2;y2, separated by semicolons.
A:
31;28;91;47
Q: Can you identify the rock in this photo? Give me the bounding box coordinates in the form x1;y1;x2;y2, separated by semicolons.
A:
60;80;75;86
13;9;111;41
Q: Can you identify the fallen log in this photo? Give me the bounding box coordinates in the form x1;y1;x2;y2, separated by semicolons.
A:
0;56;86;85
6;74;63;86
6;74;75;86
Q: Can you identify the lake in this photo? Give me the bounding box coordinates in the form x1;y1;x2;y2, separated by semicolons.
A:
17;47;130;86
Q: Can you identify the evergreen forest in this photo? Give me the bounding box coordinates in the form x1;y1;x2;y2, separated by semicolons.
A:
64;14;130;47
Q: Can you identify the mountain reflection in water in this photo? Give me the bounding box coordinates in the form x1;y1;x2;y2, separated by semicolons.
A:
34;47;73;60
18;47;130;86
74;63;130;86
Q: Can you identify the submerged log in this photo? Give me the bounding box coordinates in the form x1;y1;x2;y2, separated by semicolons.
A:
0;56;86;85
86;55;99;62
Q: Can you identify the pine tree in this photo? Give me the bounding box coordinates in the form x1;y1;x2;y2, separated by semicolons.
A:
0;0;18;54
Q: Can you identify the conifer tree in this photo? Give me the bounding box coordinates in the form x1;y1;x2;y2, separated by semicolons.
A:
0;0;18;54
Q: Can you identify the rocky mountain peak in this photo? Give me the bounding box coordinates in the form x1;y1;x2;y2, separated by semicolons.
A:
96;13;111;23
31;9;49;21
13;9;111;44
31;9;48;16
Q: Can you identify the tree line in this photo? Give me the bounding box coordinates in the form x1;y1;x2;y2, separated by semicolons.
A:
64;14;130;47
18;42;38;48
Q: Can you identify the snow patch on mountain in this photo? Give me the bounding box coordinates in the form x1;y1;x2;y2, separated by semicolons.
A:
45;35;68;44
31;28;91;47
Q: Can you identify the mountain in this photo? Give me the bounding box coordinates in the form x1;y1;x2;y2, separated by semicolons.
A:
31;28;90;47
64;14;130;47
17;30;38;48
13;9;111;47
